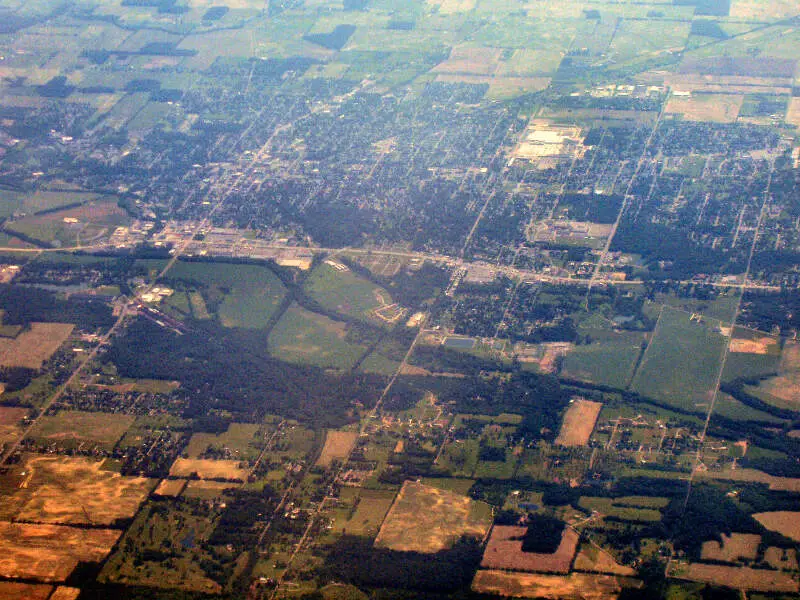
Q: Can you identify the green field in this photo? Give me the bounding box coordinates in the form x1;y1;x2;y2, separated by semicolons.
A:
304;261;396;326
561;337;644;389
183;423;263;460
631;307;727;413
330;488;396;537
165;261;287;328
578;496;667;523
268;303;368;369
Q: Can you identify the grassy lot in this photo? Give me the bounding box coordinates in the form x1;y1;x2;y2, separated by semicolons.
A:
183;423;263;460
330;488;396;537
165;261;286;329
631;307;727;413
27;410;134;451
304;261;396;326
6;201;130;247
578;496;665;523
560;337;643;389
268;303;367;369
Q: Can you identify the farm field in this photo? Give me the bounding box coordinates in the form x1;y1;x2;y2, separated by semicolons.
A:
631;308;727;413
577;496;666;523
268;303;367;370
304;260;400;326
183;423;262;460
701;533;761;562
9;455;152;525
0;323;73;369
5;200;130;247
481;525;580;573
0;406;28;445
472;569;633;599
560;338;642;389
165;261;287;328
169;458;249;482
0;582;55;600
742;341;800;412
330;488;396;537
573;544;636;576
555;399;603;447
316;430;359;467
668;562;799;592
664;94;744;123
153;478;187;497
753;512;800;542
0;522;120;582
374;480;492;553
26;410;134;452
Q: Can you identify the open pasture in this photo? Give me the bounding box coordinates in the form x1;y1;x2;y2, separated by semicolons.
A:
433;46;502;76
0;406;28;445
169;457;248;481
472;570;634;600
0;582;54;600
374;480;492;553
316;430;359;467
268;303;367;369
665;94;743;123
577;496;665;523
331;488;396;537
631;307;727;413
5;200;130;247
27;410;133;452
701;533;761;562
481;525;579;573
560;337;642;389
0;323;73;369
304;260;397;326
0;522;120;582
183;423;262;460
753;511;800;542
166;261;287;329
555;399;603;447
668;562;798;592
574;544;636;576
13;455;152;525
742;341;800;412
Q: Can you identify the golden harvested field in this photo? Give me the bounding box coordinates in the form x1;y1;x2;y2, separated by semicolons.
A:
765;547;798;571
574;543;636;576
183;479;235;499
50;588;81;600
433;47;502;76
730;0;800;19
668;562;799;592
696;467;800;492
0;582;53;600
0;522;120;582
14;456;153;525
701;533;761;562
555;399;603;447
0;323;73;369
753;511;800;542
481;525;580;573
27;410;134;451
786;98;800;127
374;481;492;553
472;570;634;599
752;342;800;407
664;94;743;123
169;457;248;481
153;478;187;497
316;430;359;467
729;336;778;354
0;406;27;445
